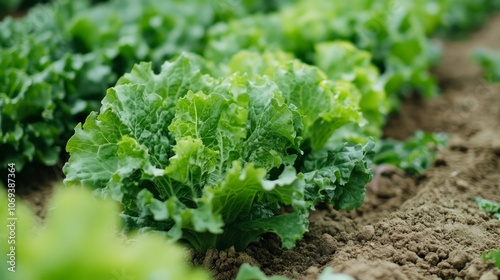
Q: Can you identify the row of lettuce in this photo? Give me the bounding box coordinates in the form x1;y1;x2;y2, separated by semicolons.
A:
0;0;291;172
2;0;499;174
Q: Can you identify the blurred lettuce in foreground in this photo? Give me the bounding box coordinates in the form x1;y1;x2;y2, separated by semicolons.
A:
0;186;210;280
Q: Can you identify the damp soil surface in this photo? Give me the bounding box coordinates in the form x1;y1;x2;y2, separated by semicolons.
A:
192;15;500;280
15;13;500;280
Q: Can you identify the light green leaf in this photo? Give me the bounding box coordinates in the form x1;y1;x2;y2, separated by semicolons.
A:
225;51;363;150
165;137;217;192
169;90;247;175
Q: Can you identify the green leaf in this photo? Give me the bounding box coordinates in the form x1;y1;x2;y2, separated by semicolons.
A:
209;162;268;224
482;248;500;268
242;78;299;168
303;138;375;210
373;131;447;174
169;90;247;176
165;137;217;192
226;50;362;150
237;212;308;249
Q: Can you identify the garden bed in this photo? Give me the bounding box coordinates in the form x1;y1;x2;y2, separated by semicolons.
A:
14;10;500;280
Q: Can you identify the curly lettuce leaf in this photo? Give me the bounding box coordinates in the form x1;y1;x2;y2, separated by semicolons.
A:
314;41;389;143
225;50;363;150
302;139;375;210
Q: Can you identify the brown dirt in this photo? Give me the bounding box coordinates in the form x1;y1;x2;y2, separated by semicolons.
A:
15;163;63;220
193;15;500;280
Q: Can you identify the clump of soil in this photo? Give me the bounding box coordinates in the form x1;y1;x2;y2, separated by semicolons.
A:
194;15;500;280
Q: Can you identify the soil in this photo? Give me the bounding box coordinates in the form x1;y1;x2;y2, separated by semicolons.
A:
192;15;500;280
14;13;500;280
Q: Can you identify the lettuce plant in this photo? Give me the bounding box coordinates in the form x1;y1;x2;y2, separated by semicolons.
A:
63;52;374;252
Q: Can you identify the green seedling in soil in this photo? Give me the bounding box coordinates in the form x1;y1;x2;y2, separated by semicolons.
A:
472;48;500;82
482;249;500;268
372;131;448;174
474;197;500;220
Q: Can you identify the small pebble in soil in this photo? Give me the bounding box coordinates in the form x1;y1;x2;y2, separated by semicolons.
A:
305;266;319;275
356;225;375;241
456;179;470;190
